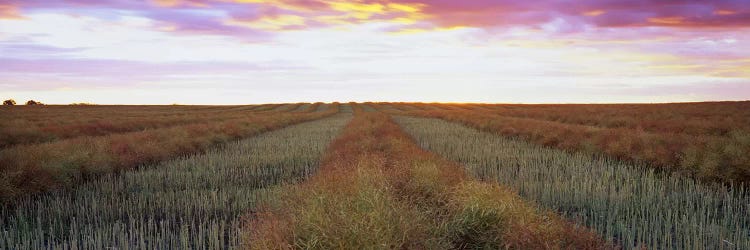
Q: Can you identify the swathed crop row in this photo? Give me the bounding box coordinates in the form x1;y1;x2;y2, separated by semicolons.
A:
0;104;340;203
301;102;323;112
394;107;750;184
266;103;304;112
0;104;262;121
315;103;335;112
0;106;304;148
473;102;750;137
245;111;608;249
0;113;351;249
249;104;286;111
291;102;315;112
359;102;378;112
379;101;750;137
397;116;750;249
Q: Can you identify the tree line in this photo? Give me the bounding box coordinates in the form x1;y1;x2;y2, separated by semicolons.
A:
3;99;44;106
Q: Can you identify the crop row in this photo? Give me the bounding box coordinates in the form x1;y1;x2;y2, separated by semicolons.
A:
0;104;340;203
246;111;608;249
473;102;750;137
1;110;272;148
387;106;750;184
397;116;750;249
0;103;329;148
1;103;320;125
0;112;351;249
376;102;750;137
0;104;259;120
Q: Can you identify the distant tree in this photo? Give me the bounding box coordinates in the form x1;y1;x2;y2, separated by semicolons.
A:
25;100;43;105
3;99;16;106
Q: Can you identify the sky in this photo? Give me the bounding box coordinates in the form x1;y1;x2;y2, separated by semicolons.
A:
0;0;749;104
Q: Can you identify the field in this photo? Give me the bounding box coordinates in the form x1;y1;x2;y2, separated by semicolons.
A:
1;102;749;249
374;102;750;184
0;103;337;202
396;116;749;249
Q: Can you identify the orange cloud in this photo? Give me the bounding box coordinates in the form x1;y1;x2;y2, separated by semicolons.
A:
152;0;181;7
226;14;306;30
6;0;750;38
227;0;330;12
0;4;23;19
151;0;210;7
253;0;428;28
647;16;685;25
583;10;605;17
714;10;736;16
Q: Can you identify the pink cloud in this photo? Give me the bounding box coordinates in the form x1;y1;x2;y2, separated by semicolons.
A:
4;0;750;31
0;57;312;91
2;0;748;82
397;0;750;29
0;3;23;19
0;57;309;75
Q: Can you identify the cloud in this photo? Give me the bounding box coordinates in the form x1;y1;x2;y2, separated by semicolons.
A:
1;0;747;104
0;3;23;19
398;0;750;29
0;57;311;75
5;0;749;38
143;7;273;40
0;42;85;58
0;57;312;91
613;80;750;101
0;0;272;40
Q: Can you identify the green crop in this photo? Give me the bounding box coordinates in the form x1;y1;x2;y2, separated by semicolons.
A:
397;116;750;249
0;113;351;249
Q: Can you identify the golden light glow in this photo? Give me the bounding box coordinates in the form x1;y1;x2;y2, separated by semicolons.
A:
314;14;352;25
226;15;306;30
387;3;421;13
714;10;736;15
151;0;208;7
647;16;685;25
0;4;24;19
151;0;180;7
390;25;466;35
157;0;429;26
583;10;606;17
328;1;384;20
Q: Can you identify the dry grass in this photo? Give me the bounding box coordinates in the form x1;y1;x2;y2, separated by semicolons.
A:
0;104;340;203
0;104;319;148
479;102;750;136
0;112;351;249
3;101;743;248
397;116;750;249
378;102;750;184
243;111;609;249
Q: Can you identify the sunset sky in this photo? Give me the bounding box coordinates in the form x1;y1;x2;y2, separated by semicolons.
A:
1;0;749;104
